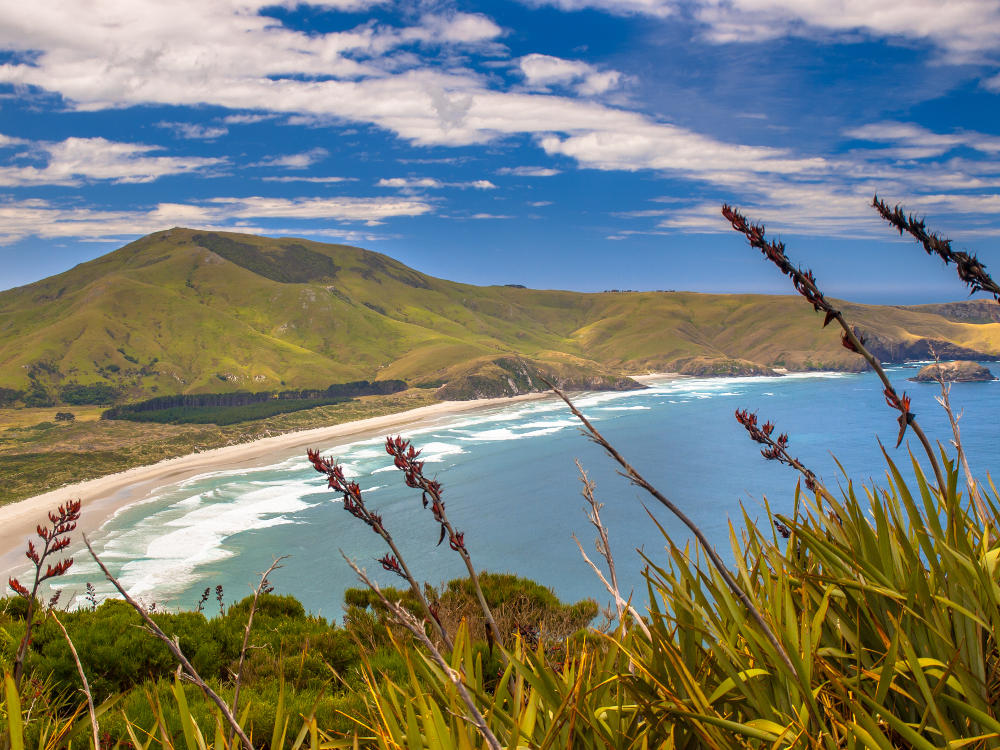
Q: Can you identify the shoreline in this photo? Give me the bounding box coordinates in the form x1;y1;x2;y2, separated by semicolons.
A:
0;375;682;578
0;390;555;577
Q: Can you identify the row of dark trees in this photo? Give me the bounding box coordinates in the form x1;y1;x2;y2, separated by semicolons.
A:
101;380;407;419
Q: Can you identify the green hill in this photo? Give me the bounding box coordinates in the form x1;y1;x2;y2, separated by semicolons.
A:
2;227;999;404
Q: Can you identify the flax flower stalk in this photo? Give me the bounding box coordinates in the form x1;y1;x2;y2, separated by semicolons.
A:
307;448;453;651
722;203;947;494
385;435;506;663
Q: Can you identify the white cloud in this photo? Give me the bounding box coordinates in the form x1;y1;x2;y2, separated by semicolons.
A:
0;135;221;187
252;148;329;169
378;177;444;188
0;193;432;243
261;175;355;183
1;2;998;243
693;0;1000;62
523;0;1000;60
223;113;279;125
404;13;503;45
207;195;432;224
519;54;622;95
520;0;675;18
846;121;1000;158
156;121;229;139
497;166;561;177
377;176;497;189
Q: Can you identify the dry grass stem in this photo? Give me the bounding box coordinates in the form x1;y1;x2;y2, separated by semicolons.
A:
49;610;100;750
929;357;991;529
342;552;503;750
230;555;287;746
307;448;454;652
573;460;650;637
542;379;802;688
384;436;507;665
83;535;255;750
571;534;650;640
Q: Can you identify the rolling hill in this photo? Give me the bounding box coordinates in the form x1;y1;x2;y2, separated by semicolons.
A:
1;227;999;404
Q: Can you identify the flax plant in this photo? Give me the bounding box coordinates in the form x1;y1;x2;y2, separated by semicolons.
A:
350;199;1000;749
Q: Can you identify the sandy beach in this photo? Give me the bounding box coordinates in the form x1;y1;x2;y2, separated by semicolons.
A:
0;374;681;581
0;391;556;578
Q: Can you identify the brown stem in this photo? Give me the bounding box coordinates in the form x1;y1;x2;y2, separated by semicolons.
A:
385;439;505;663
722;205;947;494
230;556;287;747
425;497;505;664
929;357;991;529
542;379;802;683
379;526;454;651
307;450;453;652
49;611;100;750
84;535;255;750
343;553;503;750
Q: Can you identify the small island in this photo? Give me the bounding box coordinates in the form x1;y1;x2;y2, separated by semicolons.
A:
911;360;997;383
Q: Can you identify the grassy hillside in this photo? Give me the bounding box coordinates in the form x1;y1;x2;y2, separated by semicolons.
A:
2;228;1000;404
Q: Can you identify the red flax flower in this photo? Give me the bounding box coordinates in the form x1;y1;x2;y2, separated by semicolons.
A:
383;434;506;659
735;410;819;492
9;498;82;686
874;195;1000;303
308;444;458;652
307;448;385;533
385;435;461;548
722;204;834;315
884;387;915;448
378;554;405;578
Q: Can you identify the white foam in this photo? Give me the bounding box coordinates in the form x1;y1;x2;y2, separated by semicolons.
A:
458;427;518;442
89;479;320;599
418;441;466;462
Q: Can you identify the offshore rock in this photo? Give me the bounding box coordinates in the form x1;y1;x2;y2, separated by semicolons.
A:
911;361;996;383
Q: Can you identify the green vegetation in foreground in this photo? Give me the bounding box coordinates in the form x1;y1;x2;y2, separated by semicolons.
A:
0;390;439;506
0;574;597;746
4;410;1000;748
2;227;1000;407
6;203;1000;748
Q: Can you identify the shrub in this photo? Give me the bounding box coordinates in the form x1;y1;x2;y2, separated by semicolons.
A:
0;387;22;406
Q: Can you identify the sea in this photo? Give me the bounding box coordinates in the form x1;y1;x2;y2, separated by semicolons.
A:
52;363;1000;619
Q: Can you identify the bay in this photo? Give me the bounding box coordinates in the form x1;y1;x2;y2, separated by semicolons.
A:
57;363;1000;617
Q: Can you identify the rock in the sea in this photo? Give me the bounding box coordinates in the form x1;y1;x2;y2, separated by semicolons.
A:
675;357;780;377
911;360;996;383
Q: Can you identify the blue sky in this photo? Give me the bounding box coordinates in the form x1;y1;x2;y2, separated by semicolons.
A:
1;0;999;303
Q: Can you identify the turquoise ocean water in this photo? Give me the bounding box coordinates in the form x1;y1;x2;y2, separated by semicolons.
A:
53;364;1000;617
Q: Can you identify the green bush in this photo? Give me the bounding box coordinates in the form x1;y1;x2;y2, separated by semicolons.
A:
59;383;118;405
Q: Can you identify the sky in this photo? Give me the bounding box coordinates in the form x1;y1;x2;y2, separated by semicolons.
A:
0;1;999;303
